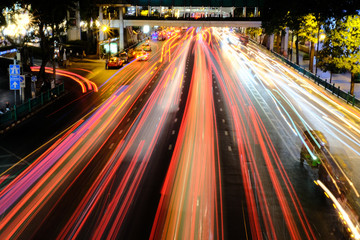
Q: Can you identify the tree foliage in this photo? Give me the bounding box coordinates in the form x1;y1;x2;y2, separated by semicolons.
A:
321;15;360;94
329;16;360;73
246;27;263;38
298;14;319;44
297;14;320;72
317;34;344;82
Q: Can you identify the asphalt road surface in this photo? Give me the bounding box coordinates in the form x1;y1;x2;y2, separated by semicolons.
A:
1;28;359;239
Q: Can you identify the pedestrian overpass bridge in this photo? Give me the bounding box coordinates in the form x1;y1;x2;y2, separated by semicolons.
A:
121;18;261;28
93;1;263;51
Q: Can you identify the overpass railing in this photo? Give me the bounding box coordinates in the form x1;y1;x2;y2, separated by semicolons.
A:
124;16;261;21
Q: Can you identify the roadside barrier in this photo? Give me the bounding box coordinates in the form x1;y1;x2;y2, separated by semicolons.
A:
0;83;65;127
270;50;360;109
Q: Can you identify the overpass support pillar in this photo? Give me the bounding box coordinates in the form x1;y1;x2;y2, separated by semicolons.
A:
231;7;234;17
119;7;124;51
99;6;104;41
254;7;258;17
243;7;246;17
268;34;274;51
148;6;151;17
281;28;289;56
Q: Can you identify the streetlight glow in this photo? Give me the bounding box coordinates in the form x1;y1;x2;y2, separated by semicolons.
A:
143;25;150;34
101;25;109;33
319;33;326;41
2;8;33;39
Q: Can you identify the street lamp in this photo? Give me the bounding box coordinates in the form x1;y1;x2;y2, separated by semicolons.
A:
98;24;110;59
101;25;109;33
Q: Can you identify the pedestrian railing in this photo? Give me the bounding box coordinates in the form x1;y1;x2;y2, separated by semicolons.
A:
0;83;65;127
270;50;360;109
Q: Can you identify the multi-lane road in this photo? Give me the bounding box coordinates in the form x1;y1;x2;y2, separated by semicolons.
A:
1;27;360;239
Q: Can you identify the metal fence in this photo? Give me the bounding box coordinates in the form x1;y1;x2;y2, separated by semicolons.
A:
0;83;65;127
270;50;360;109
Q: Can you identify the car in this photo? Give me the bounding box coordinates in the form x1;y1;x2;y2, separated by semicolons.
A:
105;57;124;69
157;33;166;41
135;50;149;61
119;52;129;63
142;43;151;52
300;130;328;167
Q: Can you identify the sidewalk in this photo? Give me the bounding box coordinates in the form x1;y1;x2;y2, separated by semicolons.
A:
288;49;360;98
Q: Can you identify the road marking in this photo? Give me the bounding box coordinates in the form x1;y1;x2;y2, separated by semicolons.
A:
118;130;123;135
174;118;178;122
220;108;223;112
172;130;176;135
225;131;228;136
0;154;13;159
222;119;225;123
127;118;130;122
169;144;172;150
228;146;232;151
109;143;114;149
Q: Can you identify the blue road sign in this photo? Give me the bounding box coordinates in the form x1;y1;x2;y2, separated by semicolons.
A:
9;64;20;75
31;75;37;82
19;75;25;87
10;75;20;90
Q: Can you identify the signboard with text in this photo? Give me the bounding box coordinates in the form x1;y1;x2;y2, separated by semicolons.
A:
10;75;20;90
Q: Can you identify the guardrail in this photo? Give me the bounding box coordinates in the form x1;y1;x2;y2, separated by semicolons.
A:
270;50;360;109
0;83;65;127
248;38;360;109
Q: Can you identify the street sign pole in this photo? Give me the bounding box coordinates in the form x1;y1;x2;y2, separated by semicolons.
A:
9;63;21;106
31;75;37;98
19;75;25;103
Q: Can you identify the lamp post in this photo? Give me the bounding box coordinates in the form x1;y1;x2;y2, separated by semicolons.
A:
108;37;111;60
315;32;326;76
99;24;109;59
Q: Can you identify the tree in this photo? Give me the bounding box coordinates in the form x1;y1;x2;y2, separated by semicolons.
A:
22;0;75;89
261;0;360;65
298;14;320;73
246;27;263;43
1;3;34;73
323;15;360;95
283;11;302;64
317;35;344;83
